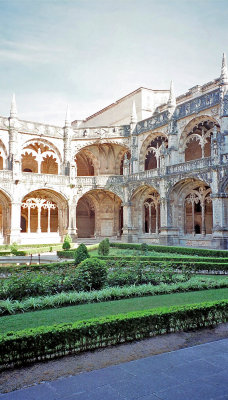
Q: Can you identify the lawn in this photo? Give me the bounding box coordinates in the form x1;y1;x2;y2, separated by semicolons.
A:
1;288;228;334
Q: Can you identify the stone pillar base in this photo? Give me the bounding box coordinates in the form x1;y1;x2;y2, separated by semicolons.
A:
159;228;180;246
68;232;78;243
212;236;228;249
8;232;21;244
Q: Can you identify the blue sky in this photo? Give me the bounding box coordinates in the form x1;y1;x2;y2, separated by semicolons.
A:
0;0;227;125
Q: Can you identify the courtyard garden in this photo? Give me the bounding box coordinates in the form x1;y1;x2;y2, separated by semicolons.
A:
0;240;228;370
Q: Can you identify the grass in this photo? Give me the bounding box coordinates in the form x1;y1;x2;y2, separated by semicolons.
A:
1;288;228;335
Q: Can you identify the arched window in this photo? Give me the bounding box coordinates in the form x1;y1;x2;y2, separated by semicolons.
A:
145;136;168;170
144;193;160;234
185;186;212;235
184;120;219;162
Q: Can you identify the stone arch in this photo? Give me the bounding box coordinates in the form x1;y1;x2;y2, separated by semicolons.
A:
118;148;131;175
20;188;68;238
139;132;168;171
75;143;130;176
75;148;98;176
169;178;212;235
22;139;62;174
0;140;8;169
179;115;220;162
131;185;161;234
0;189;12;243
76;189;122;238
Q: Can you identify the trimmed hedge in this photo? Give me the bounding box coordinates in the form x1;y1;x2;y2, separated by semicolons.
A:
1;278;228;316
57;250;75;258
1;299;228;369
110;242;228;257
0;260;75;274
98;255;228;263
57;244;99;259
0;245;62;257
103;259;228;273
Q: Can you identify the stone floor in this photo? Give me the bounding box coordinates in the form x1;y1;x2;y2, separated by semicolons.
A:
1;338;227;400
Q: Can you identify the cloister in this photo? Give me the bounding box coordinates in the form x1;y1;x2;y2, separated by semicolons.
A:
0;55;227;248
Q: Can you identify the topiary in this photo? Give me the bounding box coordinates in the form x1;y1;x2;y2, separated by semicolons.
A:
98;238;110;256
140;243;148;253
62;234;72;251
74;243;90;265
76;257;107;291
10;242;19;255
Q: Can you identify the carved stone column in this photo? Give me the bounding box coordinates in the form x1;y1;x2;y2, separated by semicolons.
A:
9;202;21;243
67;200;78;240
63;107;73;176
159;194;179;246
122;201;133;242
211;194;227;249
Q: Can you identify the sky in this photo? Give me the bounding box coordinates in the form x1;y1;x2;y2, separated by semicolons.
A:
0;0;227;126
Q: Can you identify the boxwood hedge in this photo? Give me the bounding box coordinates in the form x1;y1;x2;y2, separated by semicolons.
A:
1;299;227;369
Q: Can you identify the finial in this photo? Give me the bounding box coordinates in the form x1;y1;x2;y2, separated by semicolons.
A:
168;80;176;108
65;104;71;127
10;93;18;118
221;53;228;84
131;101;137;124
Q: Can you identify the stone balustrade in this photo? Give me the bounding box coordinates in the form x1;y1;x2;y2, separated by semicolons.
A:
0;155;224;189
128;168;159;181
73;125;130;139
0;170;13;180
167;157;212;174
21;172;70;186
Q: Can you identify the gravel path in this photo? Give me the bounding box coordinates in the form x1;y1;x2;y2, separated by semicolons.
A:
1;323;228;394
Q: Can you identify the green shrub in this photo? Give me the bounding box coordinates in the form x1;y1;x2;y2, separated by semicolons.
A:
74;243;90;265
98;238;110;256
10;242;19;255
140;243;148;253
1;300;227;369
62;234;72;250
76;258;107;291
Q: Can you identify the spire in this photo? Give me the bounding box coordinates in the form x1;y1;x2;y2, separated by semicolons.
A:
65;104;71;127
220;53;228;84
130;101;137;124
168;80;176;108
10;93;18;118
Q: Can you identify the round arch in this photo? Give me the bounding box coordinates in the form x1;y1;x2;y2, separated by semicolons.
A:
0;188;12;243
139;132;168;171
0;140;8;169
179;115;220;161
20;188;68;236
74;142;131;176
131;185;161;234
169;178;213;235
22;138;62;174
76;189;122;238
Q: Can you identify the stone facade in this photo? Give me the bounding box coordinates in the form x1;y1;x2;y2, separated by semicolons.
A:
0;55;228;248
